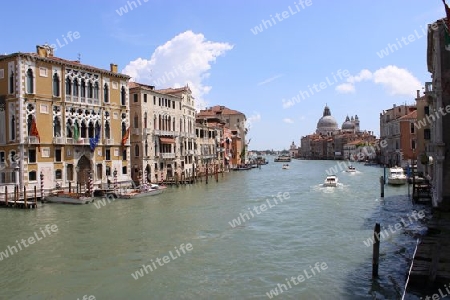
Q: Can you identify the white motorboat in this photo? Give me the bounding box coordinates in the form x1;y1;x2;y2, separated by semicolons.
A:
387;167;407;185
45;191;94;205
346;165;356;172
282;164;290;169
323;175;338;187
117;184;166;199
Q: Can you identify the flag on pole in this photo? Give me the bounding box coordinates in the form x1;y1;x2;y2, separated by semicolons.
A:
73;123;79;141
121;127;130;146
89;125;101;151
30;117;41;151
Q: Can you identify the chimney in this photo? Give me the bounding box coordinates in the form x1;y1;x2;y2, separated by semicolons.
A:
36;44;53;58
110;63;118;73
416;90;420;98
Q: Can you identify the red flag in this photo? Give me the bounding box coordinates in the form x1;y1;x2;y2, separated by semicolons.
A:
30;117;41;152
443;0;450;29
121;127;130;146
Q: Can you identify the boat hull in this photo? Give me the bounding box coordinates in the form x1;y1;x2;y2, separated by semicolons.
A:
118;188;164;199
45;195;93;205
387;178;407;185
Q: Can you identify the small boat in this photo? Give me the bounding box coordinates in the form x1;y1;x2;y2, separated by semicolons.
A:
323;175;338;187
45;191;94;205
282;164;290;169
118;184;166;199
346;165;356;172
388;167;407;185
232;165;252;171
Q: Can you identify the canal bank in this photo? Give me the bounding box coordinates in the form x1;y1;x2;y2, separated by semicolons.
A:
0;160;429;299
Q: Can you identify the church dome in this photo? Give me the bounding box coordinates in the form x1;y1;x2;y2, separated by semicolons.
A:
316;105;339;135
342;115;355;130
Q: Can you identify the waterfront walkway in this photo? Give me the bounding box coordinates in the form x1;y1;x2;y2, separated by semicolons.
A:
407;205;450;294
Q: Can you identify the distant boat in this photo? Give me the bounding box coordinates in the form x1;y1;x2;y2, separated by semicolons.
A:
274;155;291;162
346;165;356;173
282;164;290;170
323;175;338;187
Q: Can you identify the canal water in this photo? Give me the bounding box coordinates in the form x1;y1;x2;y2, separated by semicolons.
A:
0;159;430;299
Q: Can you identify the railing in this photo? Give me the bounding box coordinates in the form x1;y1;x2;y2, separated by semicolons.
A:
161;153;175;159
53;137;65;144
187;150;195;155
154;130;179;136
143;128;152;135
27;136;40;144
132;128;140;135
104;138;114;145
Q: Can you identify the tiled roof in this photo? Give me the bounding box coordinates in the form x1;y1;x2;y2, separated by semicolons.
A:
399;110;417;120
2;52;130;79
198;105;245;117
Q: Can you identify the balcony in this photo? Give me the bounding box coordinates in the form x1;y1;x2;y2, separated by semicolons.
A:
132;128;141;135
424;82;433;95
75;138;90;145
154;130;179;136
187;150;195;155
143;128;152;135
27;136;40;144
104;138;114;145
53;137;65;144
161;153;175;159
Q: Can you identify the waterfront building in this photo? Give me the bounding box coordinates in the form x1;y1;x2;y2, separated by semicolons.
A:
0;45;131;191
415;90;433;176
197;105;247;166
289;141;298;158
129;82;196;183
379;104;416;167
300;105;375;159
425;18;450;207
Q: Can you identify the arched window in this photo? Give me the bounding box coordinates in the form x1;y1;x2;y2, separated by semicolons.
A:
54;117;61;137
53;73;60;97
11;115;15;140
134;114;139;128
94;82;99;99
81;121;87;138
144;112;148;128
104;83;109;103
27;114;33;135
154;115;157;129
26;69;34;94
121;122;126;137
9;71;14;94
73;80;79;97
121;86;126;105
105;121;111;139
80;79;86;98
135;144;139;157
145;141;148;157
66;119;73;138
88;81;93;98
65;77;71;95
88;121;94;138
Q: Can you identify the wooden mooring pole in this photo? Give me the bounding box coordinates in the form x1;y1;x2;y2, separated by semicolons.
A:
24;186;27;209
373;223;380;278
380;176;384;198
5;186;8;206
34;186;37;208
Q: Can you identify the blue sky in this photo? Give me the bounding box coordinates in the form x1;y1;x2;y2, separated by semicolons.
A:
1;0;445;150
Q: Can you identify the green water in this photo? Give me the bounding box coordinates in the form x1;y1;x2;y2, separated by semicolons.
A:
0;159;429;299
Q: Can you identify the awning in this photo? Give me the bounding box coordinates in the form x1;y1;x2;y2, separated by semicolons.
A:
160;137;175;144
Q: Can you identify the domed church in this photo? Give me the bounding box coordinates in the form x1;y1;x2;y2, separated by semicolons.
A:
315;105;360;135
316;105;339;135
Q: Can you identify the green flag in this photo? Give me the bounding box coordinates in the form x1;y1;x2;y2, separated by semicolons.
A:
73;123;79;141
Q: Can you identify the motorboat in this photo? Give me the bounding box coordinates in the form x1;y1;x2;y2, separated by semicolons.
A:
387;167;407;185
117;184;166;199
45;191;94;205
346;165;356;172
323;175;338;187
282;164;290;170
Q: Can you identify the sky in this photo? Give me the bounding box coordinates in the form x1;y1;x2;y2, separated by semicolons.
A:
1;0;445;150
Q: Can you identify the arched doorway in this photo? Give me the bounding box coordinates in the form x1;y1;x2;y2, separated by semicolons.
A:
145;164;151;183
76;155;91;186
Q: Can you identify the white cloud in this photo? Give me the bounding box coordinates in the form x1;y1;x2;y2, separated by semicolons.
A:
372;65;422;96
335;65;421;97
257;74;284;86
246;112;261;130
122;30;233;110
283;118;294;124
336;83;355;93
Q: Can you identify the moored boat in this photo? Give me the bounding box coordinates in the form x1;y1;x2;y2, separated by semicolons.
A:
388;167;407;185
117;184;166;199
45;191;94;205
